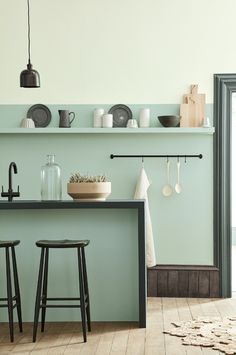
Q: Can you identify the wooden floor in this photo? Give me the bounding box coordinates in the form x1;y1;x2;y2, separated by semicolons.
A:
1;297;236;354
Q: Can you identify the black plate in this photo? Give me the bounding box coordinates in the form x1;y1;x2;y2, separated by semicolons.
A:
108;104;132;127
27;104;52;127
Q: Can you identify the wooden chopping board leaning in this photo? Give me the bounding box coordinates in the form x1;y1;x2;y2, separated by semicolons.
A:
180;85;205;127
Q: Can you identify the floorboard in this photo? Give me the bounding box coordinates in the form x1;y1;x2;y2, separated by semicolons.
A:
1;298;236;354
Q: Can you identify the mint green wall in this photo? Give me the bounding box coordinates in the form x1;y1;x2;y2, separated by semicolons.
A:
0;104;213;321
0;104;213;266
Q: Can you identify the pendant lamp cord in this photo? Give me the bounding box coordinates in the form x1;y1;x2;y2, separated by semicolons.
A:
27;0;31;65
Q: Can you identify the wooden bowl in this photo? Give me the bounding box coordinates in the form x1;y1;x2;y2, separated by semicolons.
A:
67;182;111;200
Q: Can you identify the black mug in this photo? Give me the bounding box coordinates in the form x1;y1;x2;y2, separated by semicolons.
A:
58;110;75;128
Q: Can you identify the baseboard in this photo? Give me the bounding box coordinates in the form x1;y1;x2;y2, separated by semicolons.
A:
147;265;220;298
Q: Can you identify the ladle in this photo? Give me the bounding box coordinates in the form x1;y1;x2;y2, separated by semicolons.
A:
162;160;173;197
175;159;182;194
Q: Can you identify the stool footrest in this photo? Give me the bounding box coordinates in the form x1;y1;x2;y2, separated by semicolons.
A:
41;304;82;308
42;296;88;302
46;297;81;301
40;301;88;308
0;296;17;302
0;303;17;309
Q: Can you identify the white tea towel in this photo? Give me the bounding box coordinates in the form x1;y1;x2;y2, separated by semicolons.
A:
134;167;156;267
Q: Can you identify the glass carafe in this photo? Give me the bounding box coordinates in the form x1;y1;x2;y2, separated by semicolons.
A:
41;154;62;200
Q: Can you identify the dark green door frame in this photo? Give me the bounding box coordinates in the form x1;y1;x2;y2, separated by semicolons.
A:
214;74;236;297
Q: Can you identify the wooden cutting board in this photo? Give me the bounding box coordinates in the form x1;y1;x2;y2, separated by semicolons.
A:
180;85;205;127
180;103;198;127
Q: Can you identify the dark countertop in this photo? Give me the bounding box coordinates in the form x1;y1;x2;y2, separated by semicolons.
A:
0;199;145;210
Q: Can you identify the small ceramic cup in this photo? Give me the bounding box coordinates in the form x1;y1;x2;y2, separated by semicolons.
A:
102;114;113;128
20;118;35;128
127;119;138;128
203;117;210;128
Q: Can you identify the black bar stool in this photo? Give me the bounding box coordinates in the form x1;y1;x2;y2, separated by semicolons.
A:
0;240;23;342
33;239;91;343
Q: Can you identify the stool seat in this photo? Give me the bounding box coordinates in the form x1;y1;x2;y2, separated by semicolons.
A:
36;239;90;248
0;240;20;248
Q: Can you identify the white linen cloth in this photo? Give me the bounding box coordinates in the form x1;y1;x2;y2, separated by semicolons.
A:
134;167;156;267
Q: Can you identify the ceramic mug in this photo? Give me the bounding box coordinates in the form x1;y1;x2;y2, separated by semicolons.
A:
102;114;113;128
59;110;75;128
20;118;35;128
127;119;138;128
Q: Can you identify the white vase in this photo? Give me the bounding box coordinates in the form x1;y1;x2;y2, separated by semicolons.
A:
139;108;150;127
93;108;105;128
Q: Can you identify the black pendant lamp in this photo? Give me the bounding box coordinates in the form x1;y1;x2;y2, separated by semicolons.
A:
20;0;40;88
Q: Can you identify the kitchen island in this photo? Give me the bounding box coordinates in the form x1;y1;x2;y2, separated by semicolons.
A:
0;199;146;327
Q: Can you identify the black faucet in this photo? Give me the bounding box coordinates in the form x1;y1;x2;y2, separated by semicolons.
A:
1;162;20;202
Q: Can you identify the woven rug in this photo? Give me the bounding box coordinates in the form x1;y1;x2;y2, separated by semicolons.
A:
164;316;236;355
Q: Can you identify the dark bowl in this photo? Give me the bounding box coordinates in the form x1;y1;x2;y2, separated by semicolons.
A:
158;115;180;127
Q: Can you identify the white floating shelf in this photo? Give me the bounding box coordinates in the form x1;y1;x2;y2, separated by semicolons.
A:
0;127;215;134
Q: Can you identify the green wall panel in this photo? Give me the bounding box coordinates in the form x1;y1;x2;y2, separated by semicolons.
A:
0;104;214;321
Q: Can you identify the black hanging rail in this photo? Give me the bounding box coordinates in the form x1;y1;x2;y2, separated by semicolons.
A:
110;154;203;159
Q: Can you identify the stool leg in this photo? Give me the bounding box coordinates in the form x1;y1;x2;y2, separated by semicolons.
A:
6;247;14;342
81;247;91;332
41;248;49;332
77;248;87;342
33;247;45;342
11;246;23;333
